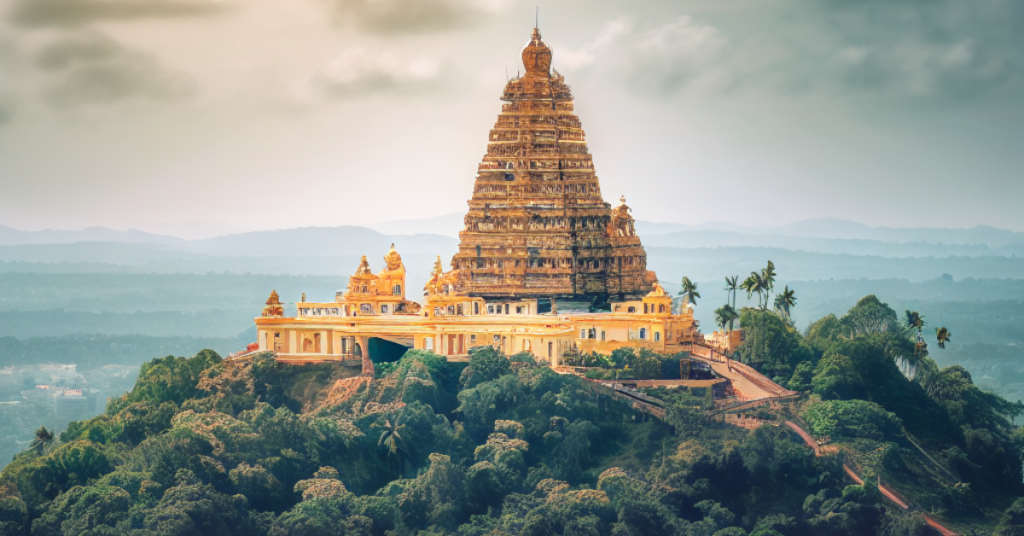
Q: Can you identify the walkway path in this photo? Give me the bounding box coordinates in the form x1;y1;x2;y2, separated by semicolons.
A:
785;420;957;536
688;344;797;400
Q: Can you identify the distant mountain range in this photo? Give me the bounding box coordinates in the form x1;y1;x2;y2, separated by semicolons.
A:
5;216;1023;247
0;224;456;258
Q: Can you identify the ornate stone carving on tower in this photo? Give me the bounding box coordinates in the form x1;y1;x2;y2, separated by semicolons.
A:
450;28;654;301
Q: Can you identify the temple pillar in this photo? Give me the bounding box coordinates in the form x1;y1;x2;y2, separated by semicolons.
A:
357;336;373;377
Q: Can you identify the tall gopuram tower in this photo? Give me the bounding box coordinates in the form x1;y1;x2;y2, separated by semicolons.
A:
450;28;654;303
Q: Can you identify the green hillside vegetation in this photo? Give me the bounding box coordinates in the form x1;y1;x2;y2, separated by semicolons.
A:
735;295;1024;533
0;345;994;533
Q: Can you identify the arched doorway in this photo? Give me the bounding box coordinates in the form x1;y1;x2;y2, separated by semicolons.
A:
368;337;410;364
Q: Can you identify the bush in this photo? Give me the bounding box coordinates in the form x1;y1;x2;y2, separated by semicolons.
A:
802;399;902;440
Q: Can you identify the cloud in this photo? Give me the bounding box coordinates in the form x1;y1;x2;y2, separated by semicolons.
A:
8;0;228;27
807;0;1020;99
327;0;504;34
0;92;16;124
556;17;729;94
831;39;1011;98
33;31;196;108
296;47;442;100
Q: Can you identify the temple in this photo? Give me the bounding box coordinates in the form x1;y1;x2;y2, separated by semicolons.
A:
451;28;653;302
249;28;706;369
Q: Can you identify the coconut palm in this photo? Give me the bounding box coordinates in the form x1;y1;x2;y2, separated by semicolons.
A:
723;275;739;330
714;306;730;333
30;426;54;455
715;304;739;333
679;276;700;306
761;261;777;308
377;416;406;457
741;272;767;309
774;285;797;319
935;327;951;349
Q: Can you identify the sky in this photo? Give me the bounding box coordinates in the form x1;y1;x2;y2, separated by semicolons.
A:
1;0;1022;239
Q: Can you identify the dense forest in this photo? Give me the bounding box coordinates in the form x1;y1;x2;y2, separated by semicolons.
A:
1;294;1022;535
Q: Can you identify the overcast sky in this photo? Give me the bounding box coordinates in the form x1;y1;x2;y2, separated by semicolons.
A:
1;0;1022;238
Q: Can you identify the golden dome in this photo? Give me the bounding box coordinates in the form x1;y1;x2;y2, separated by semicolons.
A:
383;243;403;271
355;255;372;276
266;290;282;305
522;28;552;76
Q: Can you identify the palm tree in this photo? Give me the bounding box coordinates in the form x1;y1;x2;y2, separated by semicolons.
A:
723;275;739;330
761;261;776;310
935;327;951;349
377;416;406;457
740;273;762;308
679;276;700;306
30;426;54;455
715;304;739;335
714;306;730;333
774;285;797;319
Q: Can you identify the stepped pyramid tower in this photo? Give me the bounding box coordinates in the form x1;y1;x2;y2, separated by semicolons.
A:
450;28;654;302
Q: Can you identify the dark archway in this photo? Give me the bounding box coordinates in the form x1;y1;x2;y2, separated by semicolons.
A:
368;337;410;364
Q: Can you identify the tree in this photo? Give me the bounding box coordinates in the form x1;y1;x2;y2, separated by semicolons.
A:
740;273;766;309
724;275;740;330
679;276;700;306
761;261;777;306
460;347;513;388
376;415;407;470
773;285;796;320
30;426;54;456
714;305;739;335
935;327;951;349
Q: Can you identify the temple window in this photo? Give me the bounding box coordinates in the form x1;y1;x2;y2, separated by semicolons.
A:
425;338;434;351
516;306;524;314
381;305;388;314
360;304;372;314
628;306;636;313
614;305;621;312
640;328;647;340
580;329;587;339
393;285;401;295
493;335;500;344
601;331;606;341
447;306;455;315
487;305;495;314
505;304;510;314
470;335;477;344
655;332;661;342
474;302;480;315
659;304;665;313
457;304;464;315
434;307;440;316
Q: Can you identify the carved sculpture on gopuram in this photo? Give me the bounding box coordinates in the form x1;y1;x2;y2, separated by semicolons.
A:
450;27;655;302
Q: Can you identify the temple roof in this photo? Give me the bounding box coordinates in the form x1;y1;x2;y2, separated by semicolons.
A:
522;28;552;76
382;243;404;273
354;255;373;276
